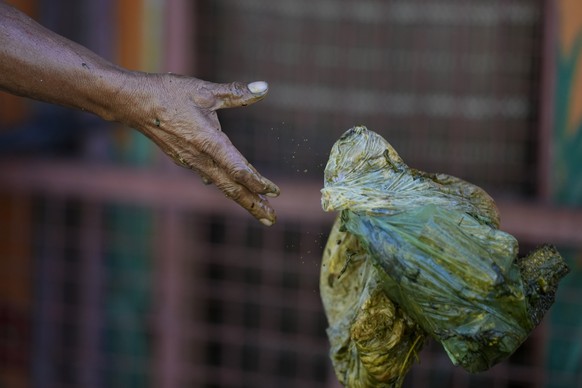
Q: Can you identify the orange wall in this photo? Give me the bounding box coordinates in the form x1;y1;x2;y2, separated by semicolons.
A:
558;0;582;136
116;1;144;70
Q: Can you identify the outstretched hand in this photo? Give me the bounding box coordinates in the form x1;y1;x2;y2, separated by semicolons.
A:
0;2;279;224
121;74;280;225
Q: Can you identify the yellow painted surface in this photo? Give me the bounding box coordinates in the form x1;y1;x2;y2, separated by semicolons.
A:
558;0;582;136
558;0;582;54
116;0;144;71
114;0;144;148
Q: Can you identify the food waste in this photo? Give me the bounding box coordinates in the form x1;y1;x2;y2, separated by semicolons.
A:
320;126;569;387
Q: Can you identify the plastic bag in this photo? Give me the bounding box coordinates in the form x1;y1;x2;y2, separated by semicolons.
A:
321;126;569;385
321;217;425;387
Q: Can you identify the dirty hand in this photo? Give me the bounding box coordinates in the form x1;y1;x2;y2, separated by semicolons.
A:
0;3;279;224
120;74;280;225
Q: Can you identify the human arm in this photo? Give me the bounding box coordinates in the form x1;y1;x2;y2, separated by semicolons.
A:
0;1;279;225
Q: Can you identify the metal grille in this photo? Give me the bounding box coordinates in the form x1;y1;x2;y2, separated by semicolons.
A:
182;213;330;387
29;197;156;387
1;180;576;388
406;322;546;388
3;0;582;387
0;187;334;388
197;0;543;195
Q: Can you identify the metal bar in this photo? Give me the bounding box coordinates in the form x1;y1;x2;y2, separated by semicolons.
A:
154;208;184;388
163;0;195;74
1;160;581;246
537;0;557;201
31;196;64;388
77;201;104;388
0;160;332;222
496;200;582;248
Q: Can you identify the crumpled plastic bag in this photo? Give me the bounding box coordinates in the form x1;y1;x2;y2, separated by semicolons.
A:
321;218;426;387
320;126;569;386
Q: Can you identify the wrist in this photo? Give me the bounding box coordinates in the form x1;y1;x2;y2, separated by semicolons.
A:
92;68;141;123
103;71;165;134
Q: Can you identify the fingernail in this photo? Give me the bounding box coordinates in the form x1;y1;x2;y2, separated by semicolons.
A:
260;218;273;227
248;81;268;95
261;178;279;197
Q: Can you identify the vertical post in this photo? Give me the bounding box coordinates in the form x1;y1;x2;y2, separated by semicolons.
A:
154;208;184;388
0;192;32;388
546;1;582;387
163;0;195;74
32;197;64;388
153;1;197;385
537;0;557;201
551;0;582;204
116;1;144;71
77;202;104;388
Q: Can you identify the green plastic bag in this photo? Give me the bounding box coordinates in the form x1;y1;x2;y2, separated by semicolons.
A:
321;218;426;387
321;126;569;386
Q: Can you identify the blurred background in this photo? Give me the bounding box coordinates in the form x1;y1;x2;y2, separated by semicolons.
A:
1;0;581;387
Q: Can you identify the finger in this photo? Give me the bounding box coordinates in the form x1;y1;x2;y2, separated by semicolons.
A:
229;166;280;198
186;153;277;225
216;181;277;226
211;81;269;110
197;124;280;197
168;150;213;185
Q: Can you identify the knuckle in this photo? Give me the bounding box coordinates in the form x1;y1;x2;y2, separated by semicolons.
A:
230;167;252;183
217;180;244;200
232;81;248;96
192;86;217;109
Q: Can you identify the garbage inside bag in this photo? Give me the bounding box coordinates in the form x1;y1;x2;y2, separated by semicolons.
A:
321;217;426;387
320;126;569;386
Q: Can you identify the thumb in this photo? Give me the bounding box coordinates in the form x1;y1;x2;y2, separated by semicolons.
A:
211;81;269;110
